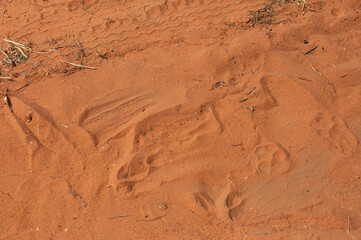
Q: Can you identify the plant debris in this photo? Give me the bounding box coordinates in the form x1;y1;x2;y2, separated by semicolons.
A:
210;81;225;90
1;39;96;70
0;44;29;66
247;0;311;26
156;203;168;211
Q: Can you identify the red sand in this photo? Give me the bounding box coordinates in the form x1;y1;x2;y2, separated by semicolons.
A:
0;0;360;239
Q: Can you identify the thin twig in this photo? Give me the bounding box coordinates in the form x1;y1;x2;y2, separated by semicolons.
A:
310;63;322;76
73;39;85;63
304;45;319;55
13;45;28;59
15;83;29;92
61;61;96;70
246;86;256;95
68;190;87;207
3;39;31;50
298;77;313;82
340;74;348;78
347;216;350;235
138;214;167;222
33;50;96;69
0;49;9;58
31;50;62;65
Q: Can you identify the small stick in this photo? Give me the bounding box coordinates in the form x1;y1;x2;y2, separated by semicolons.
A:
0;76;12;79
347;216;350;235
246;86;256;95
108;215;131;220
298;77;313;82
340;74;348;78
304;45;319;55
68;190;87;207
240;98;248;103
15;83;29;92
138;214;167;222
310;63;322;76
61;61;96;70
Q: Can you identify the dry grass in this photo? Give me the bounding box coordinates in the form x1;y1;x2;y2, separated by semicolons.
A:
0;39;96;70
0;44;29;66
248;0;309;26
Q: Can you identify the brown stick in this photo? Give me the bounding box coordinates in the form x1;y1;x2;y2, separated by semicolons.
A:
15;83;29;92
298;77;313;82
246;86;256;95
304;45;319;55
138;214;167;222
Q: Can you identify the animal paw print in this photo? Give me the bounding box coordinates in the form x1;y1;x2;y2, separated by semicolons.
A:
248;143;291;176
193;190;215;211
310;113;358;156
225;190;246;221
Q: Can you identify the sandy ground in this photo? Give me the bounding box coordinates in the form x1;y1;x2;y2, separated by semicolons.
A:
0;0;361;239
